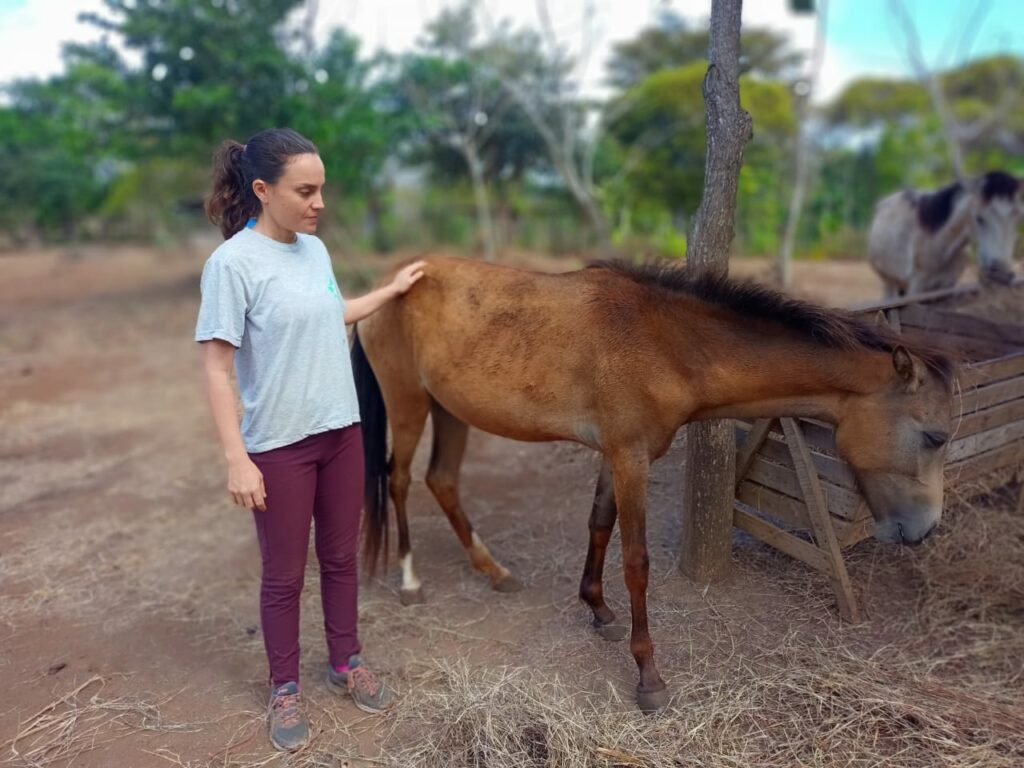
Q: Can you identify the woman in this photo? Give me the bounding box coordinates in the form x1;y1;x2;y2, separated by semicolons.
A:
196;127;424;751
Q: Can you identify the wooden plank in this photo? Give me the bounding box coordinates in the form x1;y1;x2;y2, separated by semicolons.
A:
733;506;834;575
746;456;863;519
850;281;1004;314
946;440;1024;484
736;424;858;490
735;418;775;488
961;352;1024;389
797;418;838;454
957;398;1024;439
948;418;1024;463
896;325;1014;359
959;376;1024;415
901;304;1024;346
782;418;862;622
737;480;812;529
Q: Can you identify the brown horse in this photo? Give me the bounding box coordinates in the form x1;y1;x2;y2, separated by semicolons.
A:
351;256;955;712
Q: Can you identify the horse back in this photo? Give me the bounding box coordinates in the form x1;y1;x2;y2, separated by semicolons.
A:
357;257;687;450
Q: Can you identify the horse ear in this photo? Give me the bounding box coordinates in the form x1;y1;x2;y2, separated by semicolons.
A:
893;346;921;392
875;310;891;328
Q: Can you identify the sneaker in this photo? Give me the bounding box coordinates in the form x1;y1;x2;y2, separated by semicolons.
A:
325;655;396;714
267;681;309;751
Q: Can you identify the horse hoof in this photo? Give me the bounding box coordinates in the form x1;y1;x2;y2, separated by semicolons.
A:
592;621;629;642
492;574;523;593
400;587;426;606
636;686;669;714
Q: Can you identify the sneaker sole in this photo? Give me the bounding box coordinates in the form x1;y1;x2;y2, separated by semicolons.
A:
270;731;309;752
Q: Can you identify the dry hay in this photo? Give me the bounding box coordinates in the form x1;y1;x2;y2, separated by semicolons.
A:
4;676;200;768
373;471;1024;768
896;477;1024;695
381;646;1023;768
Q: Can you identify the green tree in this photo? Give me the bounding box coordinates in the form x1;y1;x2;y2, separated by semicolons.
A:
0;40;135;237
80;0;307;156
388;4;550;258
606;63;795;252
606;10;803;90
289;30;408;250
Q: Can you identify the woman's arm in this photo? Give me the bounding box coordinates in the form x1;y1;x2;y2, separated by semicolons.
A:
344;260;427;325
200;339;266;511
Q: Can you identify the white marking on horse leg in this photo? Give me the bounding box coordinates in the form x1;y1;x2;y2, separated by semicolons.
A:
400;553;421;592
469;531;511;584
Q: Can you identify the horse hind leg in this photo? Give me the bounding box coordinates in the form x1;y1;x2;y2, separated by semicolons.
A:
386;391;431;605
427;400;521;593
579;460;628;641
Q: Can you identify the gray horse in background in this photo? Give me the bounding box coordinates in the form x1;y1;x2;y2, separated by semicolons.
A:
868;170;1023;298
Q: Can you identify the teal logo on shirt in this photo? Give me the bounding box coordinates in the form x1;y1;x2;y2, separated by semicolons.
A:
327;276;338;296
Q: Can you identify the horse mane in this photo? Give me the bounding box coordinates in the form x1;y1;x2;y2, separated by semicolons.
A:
981;170;1020;202
588;260;956;387
915;182;963;233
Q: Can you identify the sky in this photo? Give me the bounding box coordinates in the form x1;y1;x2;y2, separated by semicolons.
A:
0;0;1021;103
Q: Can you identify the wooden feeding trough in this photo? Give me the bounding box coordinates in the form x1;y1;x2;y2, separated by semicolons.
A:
732;281;1024;621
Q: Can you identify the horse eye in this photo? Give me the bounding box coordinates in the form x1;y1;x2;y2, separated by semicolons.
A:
976;215;985;225
924;430;949;448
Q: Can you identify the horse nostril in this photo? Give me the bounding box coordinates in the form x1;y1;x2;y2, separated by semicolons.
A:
897;522;907;545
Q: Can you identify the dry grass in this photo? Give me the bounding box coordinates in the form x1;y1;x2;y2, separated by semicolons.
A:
896;479;1024;697
372;476;1024;768
4;676;200;768
381;644;1023;768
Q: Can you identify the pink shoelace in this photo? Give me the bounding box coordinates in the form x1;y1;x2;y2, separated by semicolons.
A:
347;665;381;696
271;691;303;727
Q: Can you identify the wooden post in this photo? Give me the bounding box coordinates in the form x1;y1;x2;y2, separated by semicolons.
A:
679;0;753;583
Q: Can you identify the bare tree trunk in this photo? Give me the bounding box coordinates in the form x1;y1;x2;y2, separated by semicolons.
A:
463;142;498;262
679;0;753;584
777;0;829;287
889;0;968;180
484;0;614;253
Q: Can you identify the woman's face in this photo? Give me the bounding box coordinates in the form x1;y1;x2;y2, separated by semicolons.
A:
254;152;326;234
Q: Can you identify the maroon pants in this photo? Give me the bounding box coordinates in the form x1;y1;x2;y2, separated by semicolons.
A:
248;425;364;687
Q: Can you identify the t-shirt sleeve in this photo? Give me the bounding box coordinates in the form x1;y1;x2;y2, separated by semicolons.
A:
194;255;247;347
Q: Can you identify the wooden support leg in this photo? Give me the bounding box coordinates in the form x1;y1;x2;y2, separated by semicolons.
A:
781;418;863;623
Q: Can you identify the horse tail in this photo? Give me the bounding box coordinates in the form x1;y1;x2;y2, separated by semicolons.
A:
351;327;390;574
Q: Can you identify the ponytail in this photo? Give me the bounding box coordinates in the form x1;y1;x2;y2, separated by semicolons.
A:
205;140;259;238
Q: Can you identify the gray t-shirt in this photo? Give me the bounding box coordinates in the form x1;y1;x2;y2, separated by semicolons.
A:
195;227;360;453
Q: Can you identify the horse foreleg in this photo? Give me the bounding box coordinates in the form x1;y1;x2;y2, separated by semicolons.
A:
579;461;627;640
388;396;430;606
611;451;668;713
427;401;522;593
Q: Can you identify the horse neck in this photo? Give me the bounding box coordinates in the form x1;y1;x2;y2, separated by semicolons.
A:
928;188;976;251
676;312;894;424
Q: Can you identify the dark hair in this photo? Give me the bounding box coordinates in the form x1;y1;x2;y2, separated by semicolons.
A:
204;127;318;238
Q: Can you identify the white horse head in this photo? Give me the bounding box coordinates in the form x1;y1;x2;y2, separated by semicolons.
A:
972;171;1024;285
868;170;1023;298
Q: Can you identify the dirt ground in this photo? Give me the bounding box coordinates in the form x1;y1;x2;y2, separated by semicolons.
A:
1;243;1019;767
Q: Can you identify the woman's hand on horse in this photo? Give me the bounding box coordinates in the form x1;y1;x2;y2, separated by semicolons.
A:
227;457;267;511
392;261;427;295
